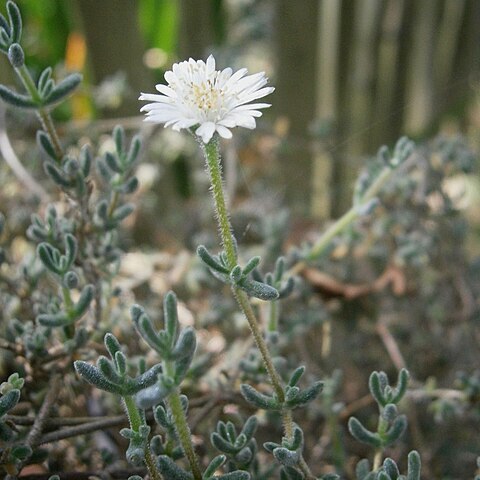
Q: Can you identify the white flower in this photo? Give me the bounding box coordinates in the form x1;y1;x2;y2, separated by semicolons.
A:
139;55;274;144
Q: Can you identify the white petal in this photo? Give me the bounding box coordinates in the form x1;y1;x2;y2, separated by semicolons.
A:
206;54;216;72
146;112;179;123
164;70;176;84
234;103;271;111
155;84;177;97
226;68;248;86
196;122;216;143
175;118;198;128
140;100;176;111
139;93;167;102
235;87;275;106
230;114;257;129
217;118;237;128
216;125;233;139
231;109;264;118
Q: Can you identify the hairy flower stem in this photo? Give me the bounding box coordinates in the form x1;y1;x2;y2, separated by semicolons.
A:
14;64;63;161
203;138;237;269
203;138;299;436
204;139;284;397
123;396;162;480
166;388;203;480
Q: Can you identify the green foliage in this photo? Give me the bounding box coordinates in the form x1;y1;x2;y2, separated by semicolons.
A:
211;416;258;469
0;1;22;53
0;374;31;472
355;451;421;480
252;256;295;300
349;370;409;451
131;291;197;404
120;424;151;466
74;334;162;396
197;245;279;300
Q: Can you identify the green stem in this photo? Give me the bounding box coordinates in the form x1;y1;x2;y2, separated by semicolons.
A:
372;411;388;471
308;165;394;260
61;286;75;339
14;64;63;161
166;387;202;480
37;110;64;161
281;409;315;480
308;207;358;259
373;448;383;470
267;299;279;333
62;286;74;313
123;395;143;432
123;396;162;480
203;138;237;269
233;287;285;403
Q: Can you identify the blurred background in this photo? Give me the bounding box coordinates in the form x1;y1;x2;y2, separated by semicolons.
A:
1;0;480;221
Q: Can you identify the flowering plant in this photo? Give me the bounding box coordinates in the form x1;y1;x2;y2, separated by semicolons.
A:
0;2;479;479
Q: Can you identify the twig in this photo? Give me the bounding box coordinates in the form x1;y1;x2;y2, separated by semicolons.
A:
14;375;62;476
25;375;61;448
33;411;156;446
34;415;127;446
339;394;374;420
189;396;224;431
8;413;124;427
375;317;406;371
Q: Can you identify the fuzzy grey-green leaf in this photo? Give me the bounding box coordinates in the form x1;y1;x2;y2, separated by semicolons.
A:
211;431;239;455
42;72;82;106
97;356;123;384
0;84;36;108
348;417;382;448
37;311;70;327
37;131;58;161
74;361;124;395
369;371;387;407
383;458;400;479
240;415;258;441
0;389;20;416
74;284;94;318
172;327;196;361
285;380;323;409
238;278;279;301
6;1;21;43
406;451;421;480
240;384;279;410
7;42;23;67
204;454;226;478
273;447;300;467
157;455;193;480
383;415;407;446
391;369;409;404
